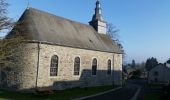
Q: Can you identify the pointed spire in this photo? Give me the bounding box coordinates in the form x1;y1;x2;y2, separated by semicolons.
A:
92;0;104;21
89;0;107;34
96;0;101;14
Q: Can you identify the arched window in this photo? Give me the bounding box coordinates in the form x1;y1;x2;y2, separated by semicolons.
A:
92;58;97;75
50;55;58;76
74;57;80;75
107;59;111;75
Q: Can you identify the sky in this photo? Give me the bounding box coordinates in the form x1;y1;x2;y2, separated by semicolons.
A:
1;0;170;63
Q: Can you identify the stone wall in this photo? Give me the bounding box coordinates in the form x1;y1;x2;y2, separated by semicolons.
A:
113;54;123;86
0;43;38;90
1;42;122;91
37;43;122;89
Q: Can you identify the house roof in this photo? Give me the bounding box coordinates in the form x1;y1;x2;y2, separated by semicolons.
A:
8;7;122;53
149;63;170;71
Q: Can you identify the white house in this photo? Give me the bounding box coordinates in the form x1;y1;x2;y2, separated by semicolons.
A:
148;63;170;84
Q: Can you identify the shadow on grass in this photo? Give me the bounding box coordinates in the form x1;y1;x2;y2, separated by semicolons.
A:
0;85;116;100
1;69;122;91
143;84;164;100
144;93;161;100
0;69;122;100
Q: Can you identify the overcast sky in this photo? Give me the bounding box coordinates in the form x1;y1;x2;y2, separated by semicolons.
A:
1;0;170;63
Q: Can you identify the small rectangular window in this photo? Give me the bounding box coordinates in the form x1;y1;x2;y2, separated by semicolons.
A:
154;71;158;76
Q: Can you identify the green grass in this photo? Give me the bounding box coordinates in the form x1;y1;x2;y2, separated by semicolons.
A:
0;85;116;100
144;93;161;100
143;84;163;100
146;84;164;89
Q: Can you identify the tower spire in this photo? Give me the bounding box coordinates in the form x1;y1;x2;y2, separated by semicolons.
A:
93;0;104;21
89;0;106;34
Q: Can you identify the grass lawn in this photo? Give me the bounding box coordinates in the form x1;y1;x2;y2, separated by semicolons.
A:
144;93;161;100
143;84;164;100
146;84;165;89
0;85;117;100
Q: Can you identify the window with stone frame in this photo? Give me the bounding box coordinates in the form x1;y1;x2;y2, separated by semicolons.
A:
92;58;97;75
154;71;158;76
107;59;111;75
74;57;80;75
50;55;58;76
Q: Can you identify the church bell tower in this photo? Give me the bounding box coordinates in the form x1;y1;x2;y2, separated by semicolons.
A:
89;0;106;34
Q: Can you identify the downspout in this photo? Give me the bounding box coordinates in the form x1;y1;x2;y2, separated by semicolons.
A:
35;42;40;89
112;54;115;87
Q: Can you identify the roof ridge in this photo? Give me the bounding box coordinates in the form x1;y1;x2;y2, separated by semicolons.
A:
27;7;93;28
8;7;122;54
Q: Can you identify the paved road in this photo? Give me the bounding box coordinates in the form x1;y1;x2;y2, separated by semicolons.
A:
128;79;147;100
83;79;146;100
83;84;138;100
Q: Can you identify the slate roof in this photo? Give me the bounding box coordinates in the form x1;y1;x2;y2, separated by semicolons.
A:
8;7;122;53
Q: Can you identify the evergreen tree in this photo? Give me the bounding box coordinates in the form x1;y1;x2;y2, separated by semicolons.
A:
145;57;158;71
131;59;136;68
167;58;170;64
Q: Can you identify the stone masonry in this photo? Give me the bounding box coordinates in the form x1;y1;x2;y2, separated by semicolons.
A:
1;42;122;91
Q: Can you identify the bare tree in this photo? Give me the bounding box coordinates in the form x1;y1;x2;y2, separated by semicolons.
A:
0;20;27;68
106;23;120;43
0;0;12;31
0;0;24;67
106;23;125;56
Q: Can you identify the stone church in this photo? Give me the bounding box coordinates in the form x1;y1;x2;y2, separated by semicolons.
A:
1;0;123;91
